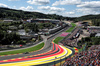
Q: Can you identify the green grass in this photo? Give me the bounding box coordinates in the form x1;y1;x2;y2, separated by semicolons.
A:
78;44;86;53
66;23;76;32
54;37;64;44
53;23;76;44
0;43;44;55
71;23;76;27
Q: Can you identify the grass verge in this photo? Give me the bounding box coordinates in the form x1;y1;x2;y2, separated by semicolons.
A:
0;42;44;55
78;44;86;53
66;23;76;32
54;37;64;44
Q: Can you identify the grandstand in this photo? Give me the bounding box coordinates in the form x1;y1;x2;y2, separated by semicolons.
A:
31;19;60;24
87;26;100;33
61;28;81;47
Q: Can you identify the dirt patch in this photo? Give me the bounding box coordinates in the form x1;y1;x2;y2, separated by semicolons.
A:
77;29;90;41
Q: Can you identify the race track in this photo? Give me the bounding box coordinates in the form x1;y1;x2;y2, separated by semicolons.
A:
0;43;73;66
0;26;74;66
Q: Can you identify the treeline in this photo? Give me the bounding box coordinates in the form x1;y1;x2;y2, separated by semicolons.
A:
0;7;100;26
0;30;26;45
78;37;100;48
75;14;100;21
0;21;56;45
0;7;74;20
74;14;100;26
0;30;20;45
0;21;22;31
0;22;22;45
91;19;100;26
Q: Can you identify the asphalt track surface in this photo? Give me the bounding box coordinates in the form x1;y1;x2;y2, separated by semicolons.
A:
0;44;73;66
0;26;70;61
0;26;74;66
0;40;53;61
0;44;56;63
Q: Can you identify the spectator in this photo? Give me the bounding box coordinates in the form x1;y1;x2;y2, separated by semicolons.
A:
63;45;100;66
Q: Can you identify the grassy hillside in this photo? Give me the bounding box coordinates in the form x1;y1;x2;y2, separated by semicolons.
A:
75;14;100;26
82;20;92;26
75;14;100;21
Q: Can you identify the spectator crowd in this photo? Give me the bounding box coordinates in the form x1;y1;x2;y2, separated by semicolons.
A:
63;45;100;66
61;28;81;47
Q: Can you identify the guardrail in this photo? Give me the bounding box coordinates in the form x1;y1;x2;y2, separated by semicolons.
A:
0;39;43;51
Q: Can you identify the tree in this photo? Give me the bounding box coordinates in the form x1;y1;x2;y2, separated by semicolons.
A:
24;23;39;33
0;32;20;45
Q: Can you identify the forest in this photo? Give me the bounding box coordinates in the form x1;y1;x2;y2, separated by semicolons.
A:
0;7;74;20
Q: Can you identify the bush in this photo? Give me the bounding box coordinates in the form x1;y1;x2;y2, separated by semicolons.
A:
16;40;26;44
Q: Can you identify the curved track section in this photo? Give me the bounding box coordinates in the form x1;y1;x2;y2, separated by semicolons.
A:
0;43;73;66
